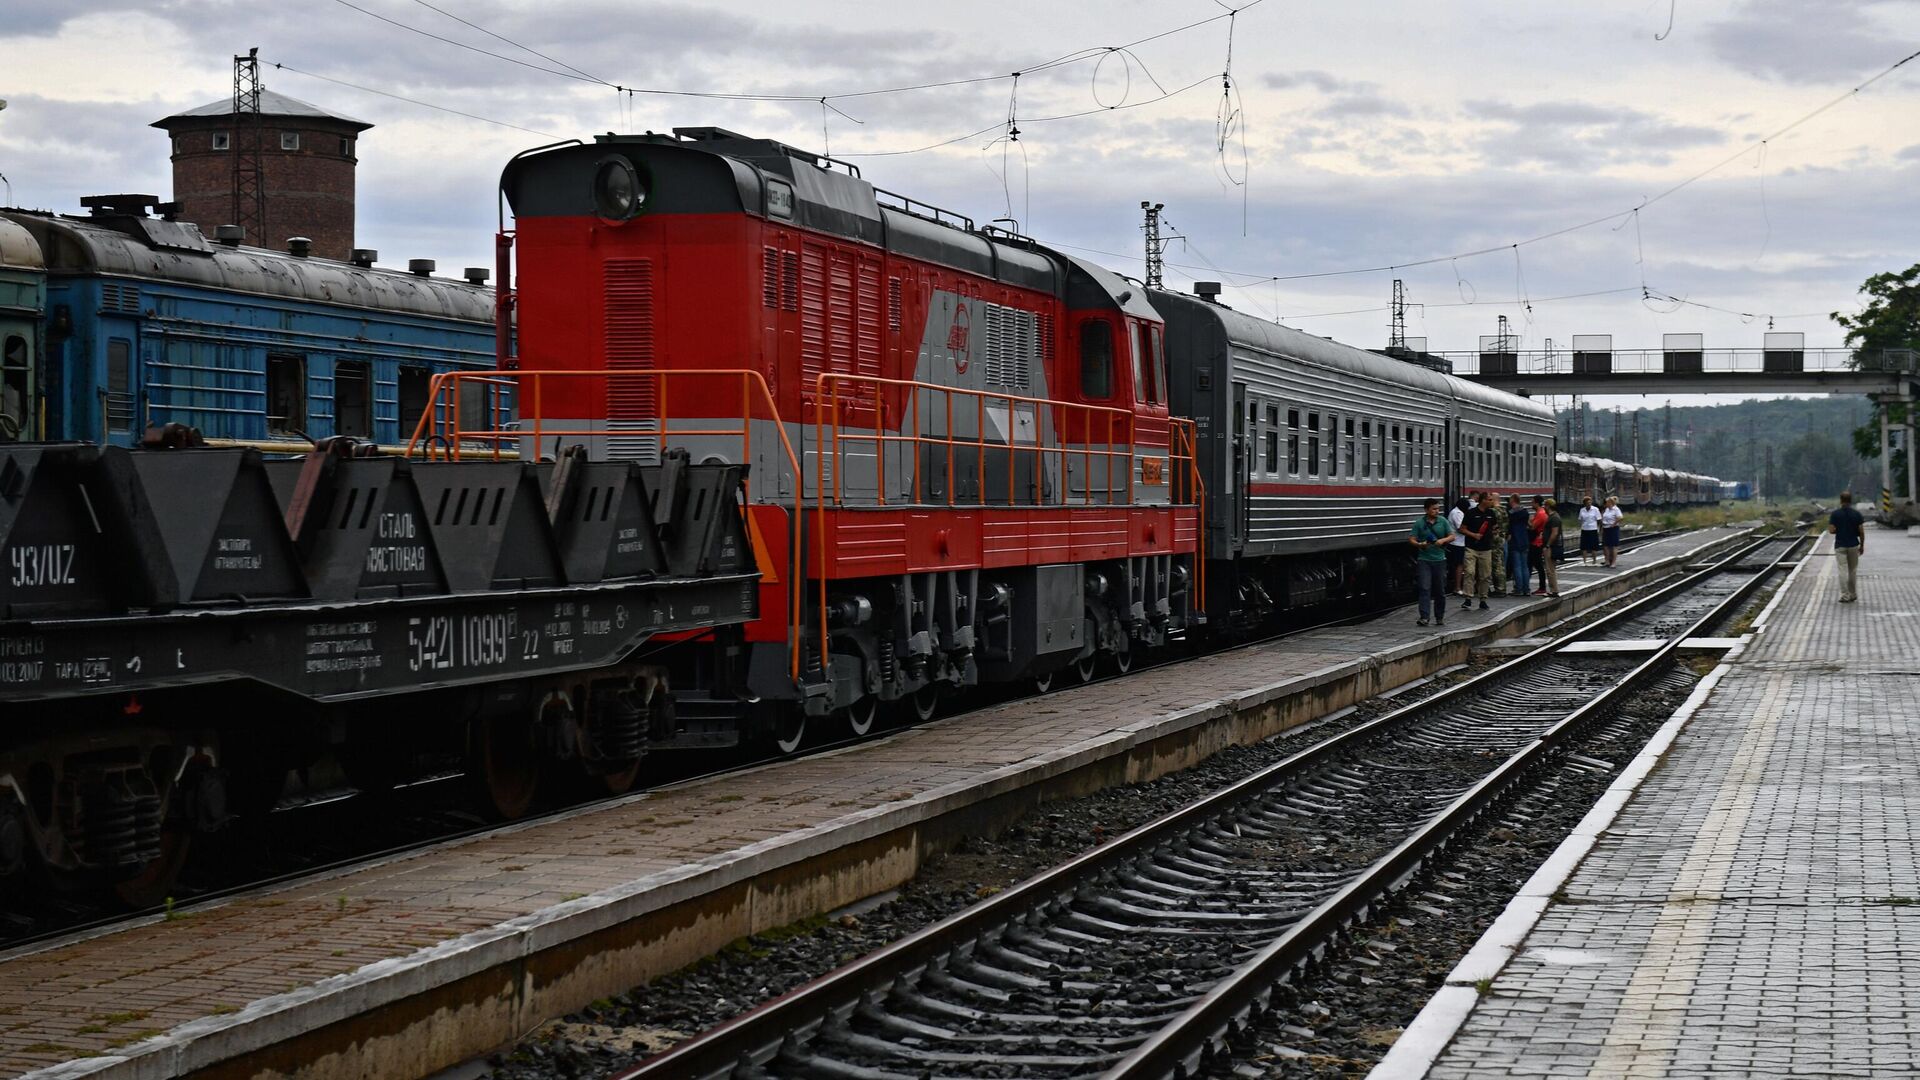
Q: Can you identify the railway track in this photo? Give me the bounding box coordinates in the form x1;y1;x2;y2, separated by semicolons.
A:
611;528;1802;1080
0;526;1712;957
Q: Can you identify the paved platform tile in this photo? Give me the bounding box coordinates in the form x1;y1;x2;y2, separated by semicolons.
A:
1424;527;1920;1079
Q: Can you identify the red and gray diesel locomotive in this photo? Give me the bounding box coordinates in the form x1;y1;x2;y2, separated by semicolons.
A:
465;127;1560;748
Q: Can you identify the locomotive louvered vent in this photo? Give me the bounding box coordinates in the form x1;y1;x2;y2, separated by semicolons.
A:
604;258;659;463
780;251;799;312
982;303;1036;391
762;247;779;309
887;278;903;332
1036;311;1056;364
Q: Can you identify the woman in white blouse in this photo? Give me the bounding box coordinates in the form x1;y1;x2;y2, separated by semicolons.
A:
1600;496;1625;567
1577;497;1602;565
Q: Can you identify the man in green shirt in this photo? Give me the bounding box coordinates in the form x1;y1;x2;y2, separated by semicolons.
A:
1410;497;1455;626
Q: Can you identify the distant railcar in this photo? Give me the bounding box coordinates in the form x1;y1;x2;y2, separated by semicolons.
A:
1;197;495;448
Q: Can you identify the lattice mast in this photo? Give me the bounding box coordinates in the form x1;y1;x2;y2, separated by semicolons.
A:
1141;202;1166;289
232;47;267;244
1389;279;1407;352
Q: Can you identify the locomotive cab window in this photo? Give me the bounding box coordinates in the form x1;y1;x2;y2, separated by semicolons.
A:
266;353;305;436
1130;322;1148;404
1147;325;1166;406
1078;319;1113;399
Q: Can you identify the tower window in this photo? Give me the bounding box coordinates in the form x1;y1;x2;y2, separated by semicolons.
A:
211;132;230;150
340;136;354;157
280;132;301;151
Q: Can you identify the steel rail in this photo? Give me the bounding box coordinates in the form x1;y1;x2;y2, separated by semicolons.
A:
605;527;1792;1080
1105;528;1808;1079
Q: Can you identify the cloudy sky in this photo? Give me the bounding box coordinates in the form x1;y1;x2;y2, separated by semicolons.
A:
4;0;1918;390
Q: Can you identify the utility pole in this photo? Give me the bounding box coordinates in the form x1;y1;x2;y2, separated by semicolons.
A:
1389;279;1408;352
1139;202;1181;290
1631;411;1641;466
1662;401;1673;469
232;47;267;245
1764;445;1775;503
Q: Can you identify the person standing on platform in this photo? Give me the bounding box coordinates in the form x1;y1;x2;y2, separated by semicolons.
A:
1447;496;1469;594
1539;498;1563;598
1460;492;1496;611
1578;496;1602;565
1528;495;1550;595
1409;498;1455;626
1506;495;1533;596
1829;491;1866;602
1600;496;1625;568
1489;492;1510;594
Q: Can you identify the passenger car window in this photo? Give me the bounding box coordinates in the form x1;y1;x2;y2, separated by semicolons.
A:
1286;409;1300;474
1264;405;1278;473
266;353;305;436
1079;320;1113;399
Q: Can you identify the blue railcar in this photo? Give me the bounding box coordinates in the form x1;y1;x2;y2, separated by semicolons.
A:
1;197;495;448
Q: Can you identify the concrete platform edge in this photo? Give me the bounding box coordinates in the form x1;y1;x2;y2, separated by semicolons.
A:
21;530;1751;1080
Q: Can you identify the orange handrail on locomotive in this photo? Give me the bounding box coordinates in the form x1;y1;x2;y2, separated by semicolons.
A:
806;372;1207;668
401;367;808;679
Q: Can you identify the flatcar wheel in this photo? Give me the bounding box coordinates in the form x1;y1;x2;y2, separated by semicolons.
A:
910;684;940;723
845;695;878;738
472;712;540;820
111;826;191;909
597;759;643;797
1111;645;1134;675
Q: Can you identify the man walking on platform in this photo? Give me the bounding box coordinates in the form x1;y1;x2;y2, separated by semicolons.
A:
1410;498;1454;626
1447;497;1468;594
1829;492;1866;603
1461;492;1496;611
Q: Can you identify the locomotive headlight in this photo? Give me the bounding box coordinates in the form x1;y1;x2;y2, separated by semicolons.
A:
592;157;645;221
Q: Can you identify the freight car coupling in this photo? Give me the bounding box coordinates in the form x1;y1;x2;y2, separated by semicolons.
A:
0;440;758;901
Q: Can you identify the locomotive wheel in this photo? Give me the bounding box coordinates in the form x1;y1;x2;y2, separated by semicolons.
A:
472;712;540;820
1032;670;1055;694
909;684;941;723
845;695;878;738
1112;644;1135;675
769;705;806;756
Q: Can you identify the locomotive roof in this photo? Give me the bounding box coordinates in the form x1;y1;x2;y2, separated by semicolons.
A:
1;209;492;323
1149;287;1553;420
504;132;1104;301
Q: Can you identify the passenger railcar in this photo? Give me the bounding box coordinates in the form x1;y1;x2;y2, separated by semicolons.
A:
1;197;495;449
1154;288;1554;623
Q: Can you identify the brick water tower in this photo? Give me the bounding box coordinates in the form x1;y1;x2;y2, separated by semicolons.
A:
151;59;372;259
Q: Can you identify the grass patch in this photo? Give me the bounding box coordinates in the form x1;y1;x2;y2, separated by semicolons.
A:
1473;978;1494;996
88;1011;149;1027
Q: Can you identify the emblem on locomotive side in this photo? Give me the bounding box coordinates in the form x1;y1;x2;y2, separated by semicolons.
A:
947;302;972;374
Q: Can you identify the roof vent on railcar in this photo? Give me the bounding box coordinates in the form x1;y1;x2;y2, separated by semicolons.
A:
286;236;312;258
463;267;489;285
214;224;244;247
408;258;435;276
349;248;377;268
1194;281;1223;303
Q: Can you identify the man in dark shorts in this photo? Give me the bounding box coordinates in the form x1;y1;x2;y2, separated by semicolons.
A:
1829;491;1866;602
1410;497;1455;626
